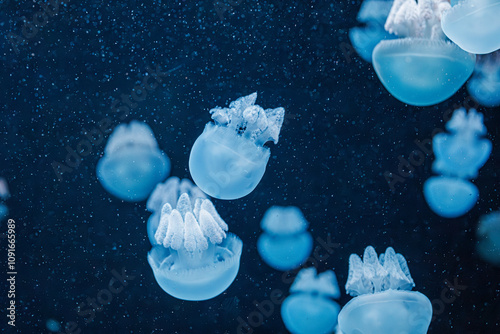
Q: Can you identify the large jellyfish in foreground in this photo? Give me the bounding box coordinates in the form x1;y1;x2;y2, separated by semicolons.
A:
467;51;500;107
372;0;476;106
97;121;170;201
349;0;396;62
338;246;432;334
281;268;341;334
257;206;312;271
147;193;242;301
441;0;500;54
423;108;491;218
476;211;500;266
189;92;285;200
146;176;206;245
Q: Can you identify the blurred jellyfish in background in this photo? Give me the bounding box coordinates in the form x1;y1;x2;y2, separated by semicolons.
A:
338;246;432;334
476;211;500;266
468;51;500;107
441;0;500;54
349;0;396;62
148;193;242;301
423;108;491;218
96;121;170;201
372;0;476;106
189;92;285;200
0;177;9;221
281;268;341;334
257;206;313;271
45;319;61;333
146;177;206;245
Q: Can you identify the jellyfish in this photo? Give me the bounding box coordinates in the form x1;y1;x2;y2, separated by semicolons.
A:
146;176;206;245
189;92;285;200
372;0;476;106
349;0;396;63
96;121;170;201
441;0;500;54
476;211;500;266
467;51;500;107
281;268;341;334
338;246;432;334
147;193;243;301
423;108;491;218
257;206;313;271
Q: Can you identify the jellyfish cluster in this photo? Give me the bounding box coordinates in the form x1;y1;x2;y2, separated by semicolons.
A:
476;211;500;266
423;108;492;218
468;51;500;107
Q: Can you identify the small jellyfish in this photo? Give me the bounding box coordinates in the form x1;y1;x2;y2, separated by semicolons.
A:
441;0;500;54
96;121;170;201
467;51;500;107
281;268;341;334
257;206;313;271
147;193;242;301
349;0;396;62
423;108;491;218
372;0;476;106
476;211;500;266
189;93;285;200
146;176;206;245
338;246;432;334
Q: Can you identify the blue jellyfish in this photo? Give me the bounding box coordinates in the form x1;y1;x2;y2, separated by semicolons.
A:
338;246;432;334
147;193;243;301
476;211;500;266
423;108;491;218
468;52;500;107
441;0;500;54
349;0;396;62
146;177;206;245
97;121;170;201
372;0;476;106
189;93;285;200
281;268;341;334
257;206;313;271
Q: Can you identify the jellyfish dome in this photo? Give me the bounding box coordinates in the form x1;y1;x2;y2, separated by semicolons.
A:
372;0;476;106
257;206;313;271
146;176;206;245
476;211;500;266
338;246;432;334
441;0;500;54
281;268;341;334
467;52;500;107
96;121;170;201
147;193;242;301
189;92;285;200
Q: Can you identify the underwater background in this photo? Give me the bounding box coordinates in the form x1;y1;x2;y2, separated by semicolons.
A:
1;0;500;333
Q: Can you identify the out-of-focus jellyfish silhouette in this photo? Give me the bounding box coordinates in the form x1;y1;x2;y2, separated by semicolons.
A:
257;206;313;271
338;246;432;334
423;108;491;218
46;319;61;332
441;0;500;54
372;0;476;106
147;193;242;301
146;176;206;245
189;92;285;200
97;121;170;201
349;0;396;62
468;51;500;107
0;177;9;221
476;211;500;266
281;268;341;334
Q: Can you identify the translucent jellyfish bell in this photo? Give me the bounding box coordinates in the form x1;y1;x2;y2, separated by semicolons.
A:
189;93;285;200
146;176;206;245
476;211;500;266
373;0;476;106
257;206;313;271
96;121;170;201
147;193;242;301
441;0;500;54
467;52;500;107
281;268;341;334
338;246;432;334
